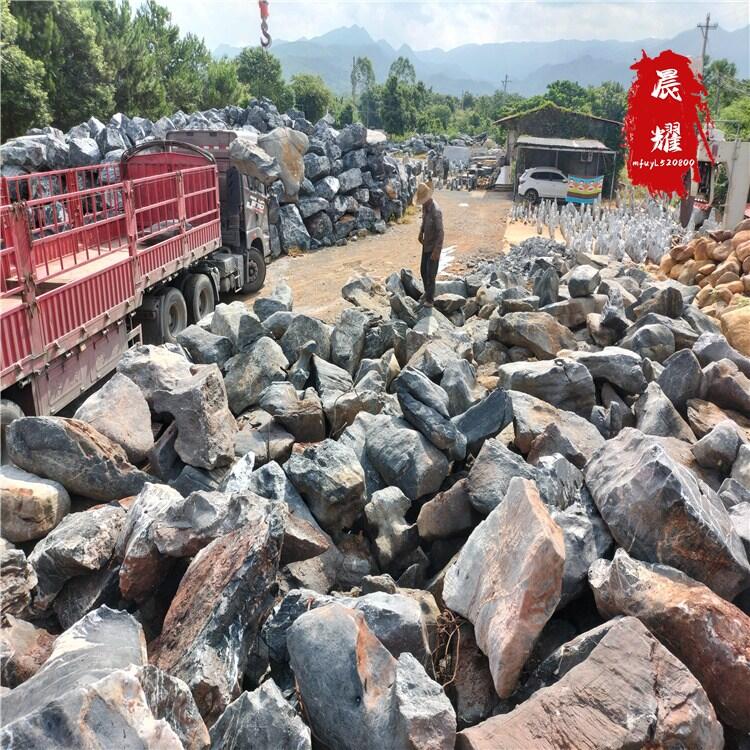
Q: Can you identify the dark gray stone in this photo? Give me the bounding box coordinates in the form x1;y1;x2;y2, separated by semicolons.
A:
6;417;154;502
451;388;514;457
284;439;365;538
657;349;703;411
567;265;600;297
223;337;289;415
585;427;750;599
365;416;450;501
210;679;311;750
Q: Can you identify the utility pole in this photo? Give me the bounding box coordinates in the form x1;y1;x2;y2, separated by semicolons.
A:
697;13;718;74
501;74;512;94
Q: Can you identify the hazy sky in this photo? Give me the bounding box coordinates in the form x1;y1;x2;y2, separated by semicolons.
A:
161;0;749;52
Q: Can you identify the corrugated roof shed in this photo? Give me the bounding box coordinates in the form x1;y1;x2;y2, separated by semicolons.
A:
516;135;614;152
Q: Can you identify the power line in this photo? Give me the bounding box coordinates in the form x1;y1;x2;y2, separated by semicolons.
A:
501;74;511;94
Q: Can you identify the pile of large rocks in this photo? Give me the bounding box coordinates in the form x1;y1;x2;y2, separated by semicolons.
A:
658;222;750;356
2;233;750;747
0;98;419;255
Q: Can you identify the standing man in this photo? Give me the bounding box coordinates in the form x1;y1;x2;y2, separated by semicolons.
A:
416;182;444;308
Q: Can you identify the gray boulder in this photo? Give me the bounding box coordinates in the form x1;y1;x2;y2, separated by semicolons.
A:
176;325;233;368
281;314;332;362
452;389;513;456
6;417;154;502
497;358;595;416
229;135;282;185
440;359;484;417
565;347;646;395
258;127;308;199
151;500;284;723
259;382;325;442
223;337;289;415
287;603;455;750
331;307;368;375
28;505;126;610
278;204;312;253
338;167;364;193
585;427;750;599
73;373;153;464
567;265;601;297
284;439;365;538
634;382;697;442
657;349;703;411
68;137;101;167
116;344;192;406
152;365;237;470
211;301;264;352
397;390;467;461
304;153;331;181
210;679;311;750
315;175;340;201
465;438;538;514
365;416;450;500
1;546;36;618
693;332;750;378
691;420;744;472
364;486;417;570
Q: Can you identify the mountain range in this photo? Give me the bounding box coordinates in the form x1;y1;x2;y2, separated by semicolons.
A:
214;24;750;97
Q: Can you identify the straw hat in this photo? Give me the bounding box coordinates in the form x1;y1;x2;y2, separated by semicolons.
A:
415;182;432;205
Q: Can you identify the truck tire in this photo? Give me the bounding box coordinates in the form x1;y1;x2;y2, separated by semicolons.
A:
1;399;24;465
241;247;266;294
152;286;188;344
184;273;215;324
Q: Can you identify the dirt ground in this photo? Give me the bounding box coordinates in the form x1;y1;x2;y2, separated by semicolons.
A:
240;189;514;322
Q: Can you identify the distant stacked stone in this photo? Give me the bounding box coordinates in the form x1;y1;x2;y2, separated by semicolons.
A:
0;98;422;254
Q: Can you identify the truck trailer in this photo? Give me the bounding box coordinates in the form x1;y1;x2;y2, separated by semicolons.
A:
0;130;271;420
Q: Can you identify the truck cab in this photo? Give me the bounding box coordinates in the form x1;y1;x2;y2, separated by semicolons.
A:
168;129;271;294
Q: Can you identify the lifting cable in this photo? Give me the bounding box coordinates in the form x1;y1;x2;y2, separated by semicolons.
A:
259;0;272;49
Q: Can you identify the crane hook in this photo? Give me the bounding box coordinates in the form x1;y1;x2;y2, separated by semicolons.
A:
259;0;272;49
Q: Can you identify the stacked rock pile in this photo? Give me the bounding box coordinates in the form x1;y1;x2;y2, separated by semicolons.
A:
2;237;750;747
658;221;750;355
0;98;420;255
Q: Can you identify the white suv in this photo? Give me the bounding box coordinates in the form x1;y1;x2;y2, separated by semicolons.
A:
518;167;568;202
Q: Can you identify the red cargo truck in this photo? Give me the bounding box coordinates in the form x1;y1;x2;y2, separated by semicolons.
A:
0;131;270;420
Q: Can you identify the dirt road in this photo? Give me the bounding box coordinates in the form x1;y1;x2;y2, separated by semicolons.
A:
240;189;513;322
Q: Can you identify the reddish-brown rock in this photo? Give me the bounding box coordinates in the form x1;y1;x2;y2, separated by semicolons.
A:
151;500;284;724
590;548;750;732
0;615;56;687
443;477;565;698
457;616;723;750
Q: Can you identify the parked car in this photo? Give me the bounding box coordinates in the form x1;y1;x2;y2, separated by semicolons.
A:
518;167;569;202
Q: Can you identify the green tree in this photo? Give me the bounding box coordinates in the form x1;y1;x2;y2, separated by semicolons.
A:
11;0;114;129
0;0;51;137
545;80;589;112
200;58;248;110
360;84;383;128
704;58;741;116
236;46;287;103
388;56;416;86
290;73;331;123
91;0;166;119
719;95;750;139
134;1;210;112
588;81;627;122
381;74;415;135
350;55;375;123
